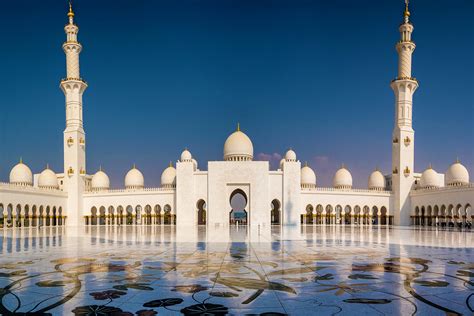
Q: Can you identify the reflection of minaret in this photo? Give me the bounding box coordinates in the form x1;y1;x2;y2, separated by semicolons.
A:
391;0;418;226
61;2;88;226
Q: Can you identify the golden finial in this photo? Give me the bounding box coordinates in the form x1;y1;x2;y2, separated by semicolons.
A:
304;161;308;167
428;163;433;169
99;165;102;172
455;157;460;163
169;161;173;168
341;163;345;169
404;0;410;22
19;157;23;164
236;122;240;132
375;166;379;172
46;163;50;169
133;163;136;169
68;1;75;18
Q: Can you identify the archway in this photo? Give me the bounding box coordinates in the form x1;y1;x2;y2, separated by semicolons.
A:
466;204;472;228
344;205;351;225
426;206;432;226
24;205;30;227
372;206;379;225
363;206;370;225
229;189;248;225
52;207;57;226
421;206;425;226
163;204;172;225
271;199;281;225
154;205;161;225
126;206;133;225
99;206;106;225
45;206;51;226
197;200;206;225
91;207;98;225
32;205;37;227
39;206;44;227
414;206;420;226
145;205;152;225
58;207;63;226
316;204;324;225
15;205;21;227
117;206;124;225
380;207;388;225
325;205;333;225
354;206;361;225
108;206;115;225
335;205;343;225
0;204;4;227
305;205;314;225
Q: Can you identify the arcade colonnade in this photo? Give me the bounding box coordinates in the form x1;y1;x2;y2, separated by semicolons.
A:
0;203;65;228
302;204;392;226
412;204;472;227
86;204;176;226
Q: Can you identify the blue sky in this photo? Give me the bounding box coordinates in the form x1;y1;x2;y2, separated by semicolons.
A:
0;0;472;188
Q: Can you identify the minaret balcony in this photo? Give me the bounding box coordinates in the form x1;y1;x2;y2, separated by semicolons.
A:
391;76;418;83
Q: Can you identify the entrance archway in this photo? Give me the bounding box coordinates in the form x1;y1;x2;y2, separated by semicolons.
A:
271;199;281;225
197;199;206;225
229;189;248;225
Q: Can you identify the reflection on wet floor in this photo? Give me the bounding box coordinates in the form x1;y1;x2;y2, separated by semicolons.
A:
0;225;472;315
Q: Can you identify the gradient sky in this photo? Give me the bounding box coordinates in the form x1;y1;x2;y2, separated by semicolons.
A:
0;0;472;188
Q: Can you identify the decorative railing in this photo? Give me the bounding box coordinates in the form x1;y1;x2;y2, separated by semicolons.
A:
391;76;418;83
413;183;474;193
85;187;175;194
0;182;65;195
301;187;391;194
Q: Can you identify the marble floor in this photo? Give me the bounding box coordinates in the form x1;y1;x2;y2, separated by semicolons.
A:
0;225;472;315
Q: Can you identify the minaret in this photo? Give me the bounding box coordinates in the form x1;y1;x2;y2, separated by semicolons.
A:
60;2;87;226
391;0;418;226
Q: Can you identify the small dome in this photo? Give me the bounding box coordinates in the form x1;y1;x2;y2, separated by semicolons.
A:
223;124;253;161
285;149;297;161
125;165;144;189
181;149;192;162
38;166;59;189
91;169;110;191
368;169;385;190
192;158;198;170
161;163;176;188
420;165;440;189
10;160;33;186
279;158;285;170
445;160;469;186
333;165;353;189
301;163;316;188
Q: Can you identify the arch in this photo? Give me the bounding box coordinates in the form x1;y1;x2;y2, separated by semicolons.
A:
15;205;21;227
229;189;248;225
45;206;51;226
58;207;63;226
91;207;98;225
372;206;379;225
197;200;207;225
316;204;324;225
108;206;115;225
154;205;161;225
145;205;152;225
325;205;333;225
465;204;472;228
426;205;433;226
380;206;388;225
305;204;314;225
99;206;106;225
335;205;343;225
353;205;361;225
32;205;37;227
24;205;30;227
117;206;124;225
344;205;351;225
126;205;133;225
420;206;426;226
271;199;281;225
447;204;454;227
39;206;44;227
0;204;4;227
51;206;57;226
135;205;142;225
163;204;172;225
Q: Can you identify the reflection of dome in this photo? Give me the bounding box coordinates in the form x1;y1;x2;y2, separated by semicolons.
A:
333;165;352;189
445;160;469;186
10;160;33;186
38;166;59;189
125;165;144;189
420;165;440;189
368;169;385;191
301;163;316;188
223;124;253;161
91;168;110;191
285;149;297;161
279;158;285;170
161;163;176;188
181;149;192;162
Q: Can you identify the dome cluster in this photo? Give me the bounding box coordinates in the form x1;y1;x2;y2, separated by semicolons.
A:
418;160;470;189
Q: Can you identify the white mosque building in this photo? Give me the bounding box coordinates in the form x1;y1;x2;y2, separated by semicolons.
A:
0;3;472;229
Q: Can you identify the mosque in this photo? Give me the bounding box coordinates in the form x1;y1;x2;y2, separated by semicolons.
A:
0;2;472;229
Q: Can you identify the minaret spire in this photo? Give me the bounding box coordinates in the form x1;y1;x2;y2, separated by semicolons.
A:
390;0;418;226
61;1;88;227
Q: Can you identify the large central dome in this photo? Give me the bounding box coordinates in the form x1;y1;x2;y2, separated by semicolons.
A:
223;124;254;161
